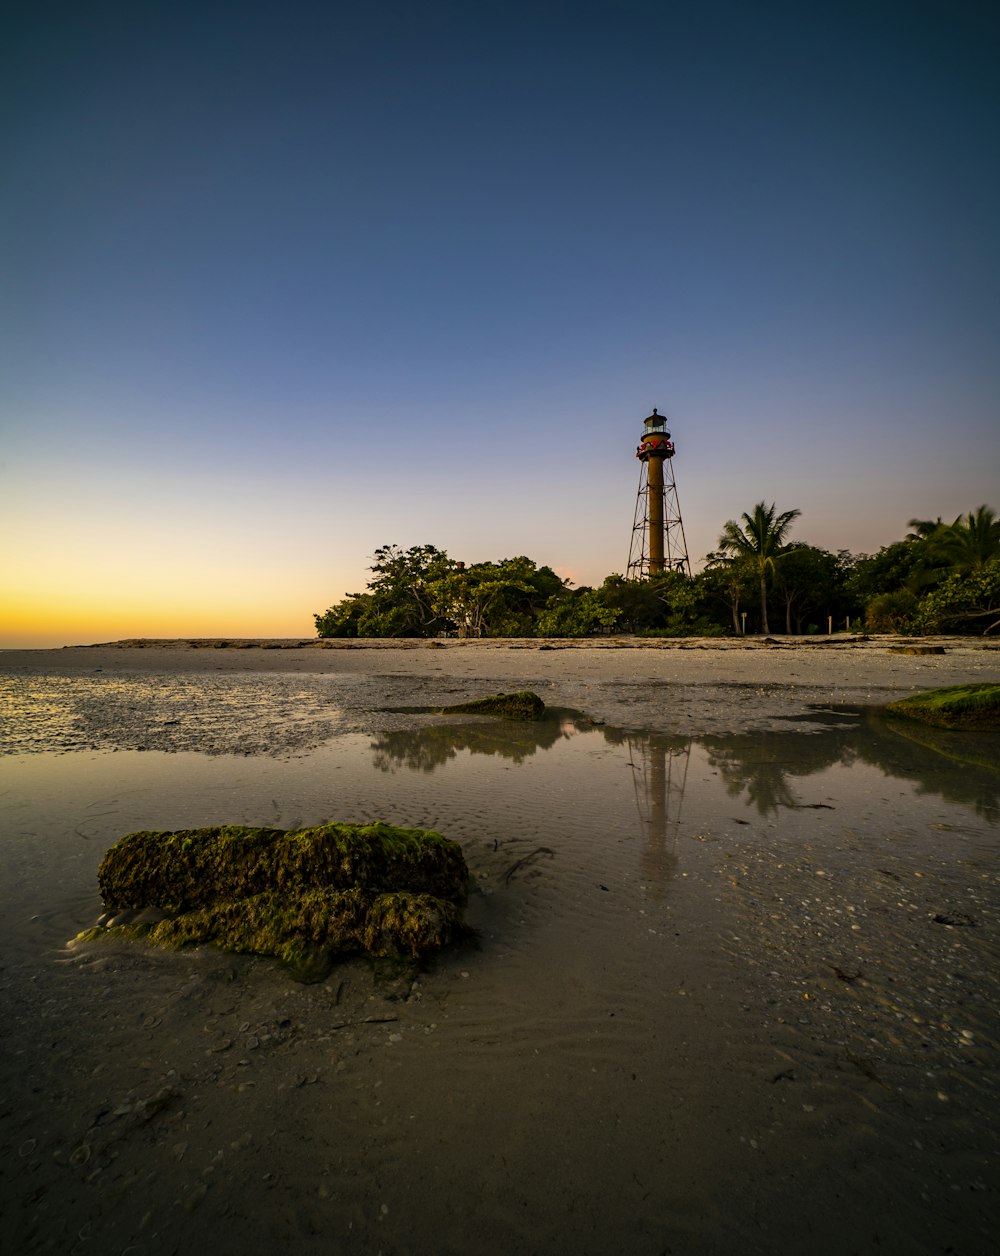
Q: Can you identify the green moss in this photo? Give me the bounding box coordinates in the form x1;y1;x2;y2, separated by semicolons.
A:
885;683;1000;730
439;691;545;720
90;823;470;975
73;925;106;944
99;822;467;912
141;886;464;961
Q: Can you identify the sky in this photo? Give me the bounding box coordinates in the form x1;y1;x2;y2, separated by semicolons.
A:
2;0;998;646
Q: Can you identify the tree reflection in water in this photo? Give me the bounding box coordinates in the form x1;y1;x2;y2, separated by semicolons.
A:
699;712;999;822
370;710;577;773
699;724;855;817
369;706;1000;828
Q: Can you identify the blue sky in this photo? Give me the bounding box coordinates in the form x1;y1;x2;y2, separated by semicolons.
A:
2;0;998;645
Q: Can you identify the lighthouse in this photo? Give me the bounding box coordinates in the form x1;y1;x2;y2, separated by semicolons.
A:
626;408;691;578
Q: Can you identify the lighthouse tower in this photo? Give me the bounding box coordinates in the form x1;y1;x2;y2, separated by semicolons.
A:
626;408;691;578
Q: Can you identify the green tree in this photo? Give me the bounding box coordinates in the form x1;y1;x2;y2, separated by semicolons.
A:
314;591;370;637
589;574;666;633
772;544;850;634
536;588;618;637
642;569;717;635
847;540;927;605
903;506;1000;584
903;513;968;589
317;546;567;639
699;552;754;633
490;557;565;636
915;558;1000;635
427;556;561;638
865;589;920;633
364;544;455;636
933;506;1000;575
717;502;801;634
905;516;950;543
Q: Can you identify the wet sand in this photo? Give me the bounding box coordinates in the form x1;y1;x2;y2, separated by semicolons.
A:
2;634;998;744
1;639;998;1255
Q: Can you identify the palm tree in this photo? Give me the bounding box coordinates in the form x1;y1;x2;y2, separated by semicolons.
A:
937;505;1000;574
905;516;952;543
718;501;801;634
906;506;1000;579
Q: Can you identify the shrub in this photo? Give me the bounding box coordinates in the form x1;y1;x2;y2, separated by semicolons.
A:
865;589;919;633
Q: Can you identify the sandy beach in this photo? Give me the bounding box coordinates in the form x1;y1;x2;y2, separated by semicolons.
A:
1;638;998;1255
2;633;999;749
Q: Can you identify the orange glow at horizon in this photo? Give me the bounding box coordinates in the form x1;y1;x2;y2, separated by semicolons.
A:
0;590;319;649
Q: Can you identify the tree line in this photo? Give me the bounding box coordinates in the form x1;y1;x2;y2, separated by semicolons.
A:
314;502;1000;639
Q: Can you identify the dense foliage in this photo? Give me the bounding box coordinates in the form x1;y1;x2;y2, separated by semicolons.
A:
850;506;1000;635
314;545;564;639
314;504;999;638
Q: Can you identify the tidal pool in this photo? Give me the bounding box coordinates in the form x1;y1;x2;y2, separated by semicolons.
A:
1;708;997;1255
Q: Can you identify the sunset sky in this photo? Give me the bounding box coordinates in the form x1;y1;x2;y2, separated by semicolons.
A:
3;0;998;647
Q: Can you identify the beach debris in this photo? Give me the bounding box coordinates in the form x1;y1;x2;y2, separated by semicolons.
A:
439;690;545;720
501;846;555;884
79;822;471;978
884;683;1000;730
932;912;977;927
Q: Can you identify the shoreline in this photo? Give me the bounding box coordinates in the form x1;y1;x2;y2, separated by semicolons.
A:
7;631;999;653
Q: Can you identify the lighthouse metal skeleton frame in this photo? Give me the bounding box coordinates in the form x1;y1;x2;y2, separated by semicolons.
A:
626;408;691;579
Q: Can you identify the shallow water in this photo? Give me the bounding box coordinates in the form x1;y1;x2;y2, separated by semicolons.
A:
1;710;998;1255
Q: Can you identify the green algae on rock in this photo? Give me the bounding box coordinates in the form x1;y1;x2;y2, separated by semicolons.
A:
885;683;1000;731
439;690;545;720
89;823;470;976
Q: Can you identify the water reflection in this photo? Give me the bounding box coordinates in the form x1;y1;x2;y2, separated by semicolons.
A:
369;708;1000;824
699;712;999;822
370;709;581;772
625;733;691;892
699;729;849;816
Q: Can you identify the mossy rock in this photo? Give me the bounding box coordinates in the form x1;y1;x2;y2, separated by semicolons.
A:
439;690;545;720
90;823;470;976
99;821;467;911
885;684;1000;731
